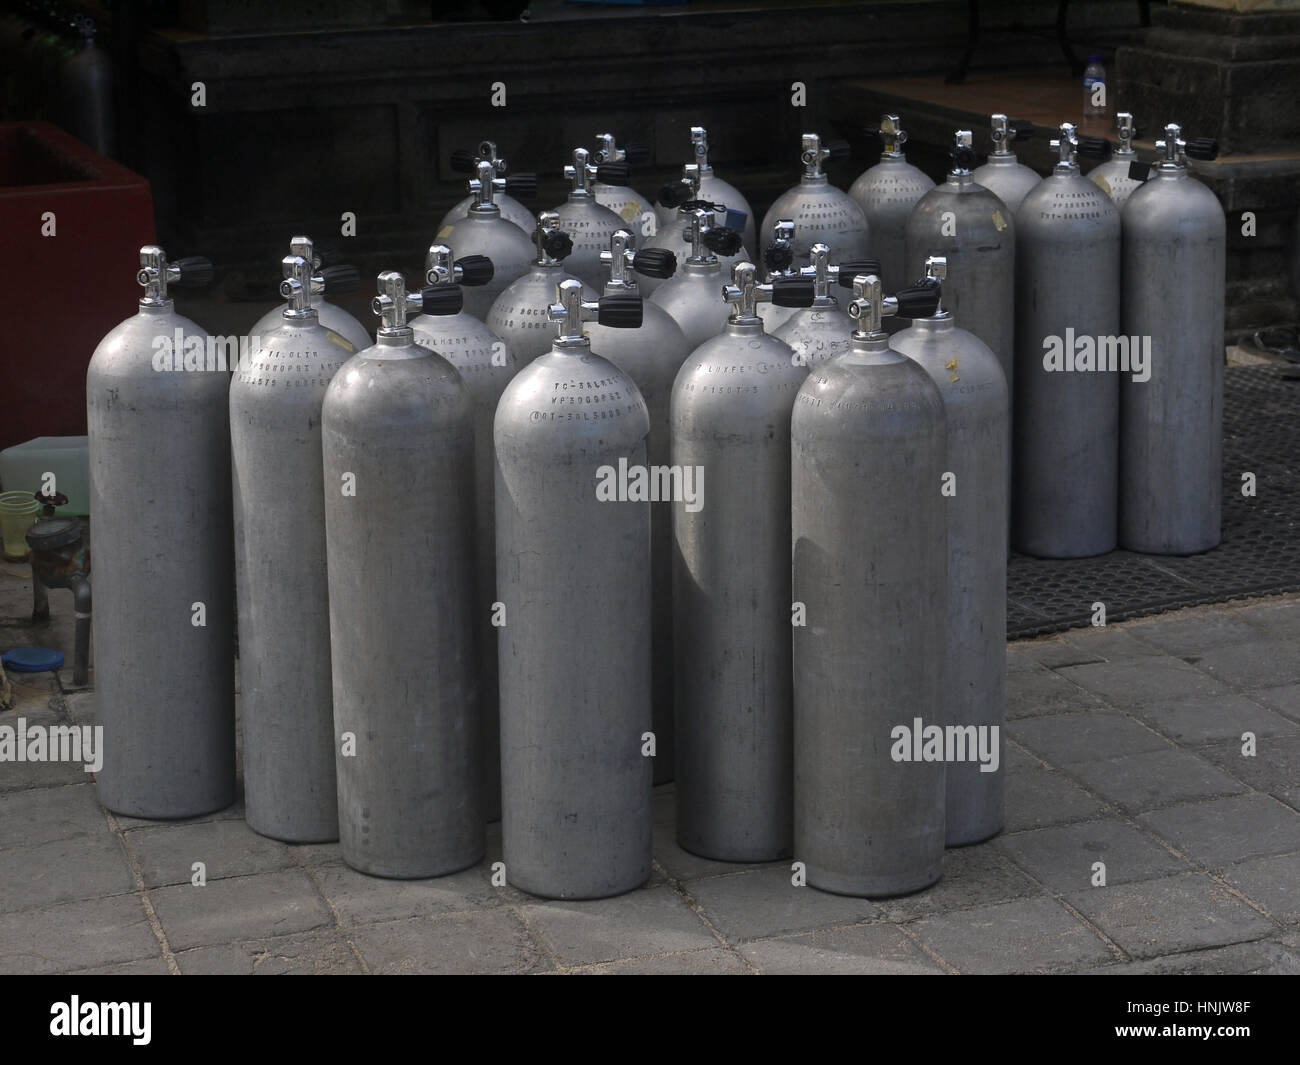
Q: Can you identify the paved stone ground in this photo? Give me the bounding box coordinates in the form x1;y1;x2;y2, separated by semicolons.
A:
2;552;1299;974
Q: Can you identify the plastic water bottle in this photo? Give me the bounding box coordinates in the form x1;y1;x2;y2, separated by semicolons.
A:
1084;55;1107;118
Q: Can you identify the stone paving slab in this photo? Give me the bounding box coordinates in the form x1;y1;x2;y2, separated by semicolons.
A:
1188;638;1300;690
1125;612;1264;657
1063;873;1276;961
1061;748;1247;813
1003;752;1108;833
1125;692;1298;747
1005;666;1107;719
1218;851;1300;926
1008;709;1172;764
1238;600;1300;640
1138;794;1300;867
1088;939;1300;975
1059;627;1165;660
0;781;107;849
574;946;750;974
0;894;160;974
1200;732;1300;799
348;910;547;975
1056;657;1233;709
684;866;879;943
1250;683;1300;723
308;860;502;927
147;869;333;951
741;923;945;975
174;928;364;975
877;843;1042;921
0;832;137;913
123;818;296;889
995;820;1190;892
909;897;1116;974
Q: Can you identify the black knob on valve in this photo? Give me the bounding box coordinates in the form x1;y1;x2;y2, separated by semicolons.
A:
1077;136;1112;159
1185;138;1219;161
173;257;214;287
834;259;883;287
824;139;852;162
622;143;651;167
702;227;744;257
659;182;690;207
595;163;630;186
504;172;537;198
1128;160;1153;182
450;149;479;174
455;255;494;286
420;284;464;317
320;264;360;295
1009;119;1034;142
771;277;816;308
763;243;794;272
542;232;574;260
597;294;643;329
632;248;677;280
894;282;942;319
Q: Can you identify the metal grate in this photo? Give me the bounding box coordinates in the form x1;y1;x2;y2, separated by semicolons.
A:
1008;365;1300;638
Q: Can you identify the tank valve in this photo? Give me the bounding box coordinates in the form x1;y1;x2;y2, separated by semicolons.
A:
278;255;316;317
763;220;797;276
989;114;1033;156
425;245;495;288
136;246;213;306
874;114;907;159
289;235;361;297
1115;112;1135;155
950;130;976;174
371;272;425;333
1078;135;1112;159
690;126;714;172
563;148;602;201
594;133;651;168
530;211;575;265
548;278;642;342
1051;123;1080;172
453;144;535;198
920;255;948;316
601;230;677;288
800;133;851;179
799;243;871;303
723;261;815;320
848;274;940;335
683;208;744;264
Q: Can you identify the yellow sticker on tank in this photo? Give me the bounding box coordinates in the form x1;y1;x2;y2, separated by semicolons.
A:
946;356;960;383
991;211;1007;232
1093;175;1112;196
327;331;357;352
436;225;455;240
619;202;643;223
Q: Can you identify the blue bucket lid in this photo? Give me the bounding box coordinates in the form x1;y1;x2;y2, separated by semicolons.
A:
2;647;65;673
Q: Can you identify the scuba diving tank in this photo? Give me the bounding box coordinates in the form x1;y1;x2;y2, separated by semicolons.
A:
905;130;1016;397
550;147;634;288
409;245;511;822
642;162;750;296
59;14;113;155
791;273;947;897
648;206;746;348
1120;125;1225;555
972;114;1041;214
436;159;536;321
890;257;1009;846
592;133;654;228
495;280;652;900
231;255;357;844
848;115;936;293
1013;123;1122;559
322;272;481;878
1089;112;1143;208
757;219;800;330
672;262;816;862
440;140;538;235
487;211;598;365
773;243;871;369
251;236;369;352
655;126;757;254
88;247;235;819
586;231;687;788
761;133;871;265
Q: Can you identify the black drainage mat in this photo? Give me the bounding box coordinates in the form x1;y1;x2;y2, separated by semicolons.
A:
1007;365;1300;638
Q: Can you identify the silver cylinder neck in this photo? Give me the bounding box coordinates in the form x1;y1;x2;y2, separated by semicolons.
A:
723;262;770;323
136;245;173;308
878;114;907;160
1156;123;1188;173
988;114;1014;158
280;254;316;317
372;271;421;338
468;159;505;215
691;126;713;175
1051;123;1080;175
564;147;596;201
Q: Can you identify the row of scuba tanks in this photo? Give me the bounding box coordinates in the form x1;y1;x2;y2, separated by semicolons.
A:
85;113;1225;899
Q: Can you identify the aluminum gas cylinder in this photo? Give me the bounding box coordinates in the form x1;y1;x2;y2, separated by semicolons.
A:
585;232;686;788
410;245;511;822
655;127;757;254
772;243;869;368
1013;124;1122;558
761;133;871;265
1089;112;1143;208
641;162;750;297
1120;125;1225;554
60;15;112;155
972;114;1041;214
251;236;370;352
848;115;935;293
792;274;947;897
231;255;357;843
550;147;633;288
436;160;535;321
647;206;746;348
592;133;655;229
906;131;1016;399
891;258;1008;846
486;211;598;365
322;272;481;878
496;281;652;900
439;140;538;235
672;263;815;861
88;247;235;818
